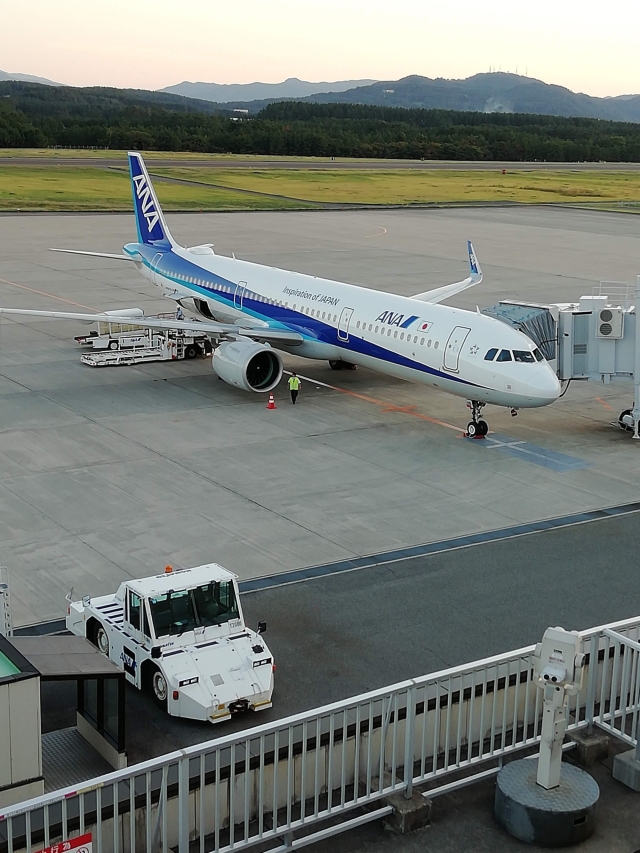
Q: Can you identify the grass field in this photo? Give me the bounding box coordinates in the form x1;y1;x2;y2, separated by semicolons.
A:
0;163;639;210
152;167;640;206
0;167;309;210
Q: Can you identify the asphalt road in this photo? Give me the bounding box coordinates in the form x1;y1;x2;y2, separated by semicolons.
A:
3;157;640;170
39;507;640;765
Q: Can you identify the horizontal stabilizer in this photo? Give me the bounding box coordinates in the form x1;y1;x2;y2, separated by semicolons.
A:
0;307;304;345
412;241;483;304
50;248;138;262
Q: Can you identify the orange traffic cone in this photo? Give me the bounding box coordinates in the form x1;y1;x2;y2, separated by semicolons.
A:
266;394;276;410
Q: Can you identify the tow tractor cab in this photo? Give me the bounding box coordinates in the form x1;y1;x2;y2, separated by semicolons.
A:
66;564;274;724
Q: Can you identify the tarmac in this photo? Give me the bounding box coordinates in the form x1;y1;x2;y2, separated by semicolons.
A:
1;206;640;628
3;205;640;851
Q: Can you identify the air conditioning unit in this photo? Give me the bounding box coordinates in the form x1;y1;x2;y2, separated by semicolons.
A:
596;307;624;339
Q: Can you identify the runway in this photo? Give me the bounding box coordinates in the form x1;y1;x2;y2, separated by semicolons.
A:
4;157;640;170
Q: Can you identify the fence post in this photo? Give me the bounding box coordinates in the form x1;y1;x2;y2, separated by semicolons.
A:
403;686;416;799
586;634;599;734
178;756;190;852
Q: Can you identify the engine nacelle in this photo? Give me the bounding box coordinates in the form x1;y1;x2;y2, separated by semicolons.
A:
212;340;283;393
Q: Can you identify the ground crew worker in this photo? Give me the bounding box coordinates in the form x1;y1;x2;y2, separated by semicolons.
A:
288;372;301;404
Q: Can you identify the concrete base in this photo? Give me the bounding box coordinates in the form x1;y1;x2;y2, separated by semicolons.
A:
569;729;610;766
383;790;432;835
613;749;640;791
495;758;599;847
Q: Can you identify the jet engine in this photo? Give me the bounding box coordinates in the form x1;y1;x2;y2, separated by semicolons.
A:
212;340;283;392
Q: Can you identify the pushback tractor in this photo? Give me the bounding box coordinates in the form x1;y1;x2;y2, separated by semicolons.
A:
66;564;274;723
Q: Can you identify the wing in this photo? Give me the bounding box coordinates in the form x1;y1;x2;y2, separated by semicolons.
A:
411;241;483;304
49;249;139;262
0;308;304;345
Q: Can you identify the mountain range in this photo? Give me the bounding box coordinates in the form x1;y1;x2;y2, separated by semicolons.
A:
300;74;640;122
0;70;60;85
3;70;640;123
160;77;376;102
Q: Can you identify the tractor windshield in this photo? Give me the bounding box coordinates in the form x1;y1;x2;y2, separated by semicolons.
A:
149;581;240;637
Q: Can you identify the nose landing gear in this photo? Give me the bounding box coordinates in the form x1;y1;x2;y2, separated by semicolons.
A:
466;401;488;438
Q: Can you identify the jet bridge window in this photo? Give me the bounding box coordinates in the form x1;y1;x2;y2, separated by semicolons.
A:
513;350;535;363
497;349;512;362
484;348;498;361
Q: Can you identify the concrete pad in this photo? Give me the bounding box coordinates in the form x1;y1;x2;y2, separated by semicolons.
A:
2;209;640;626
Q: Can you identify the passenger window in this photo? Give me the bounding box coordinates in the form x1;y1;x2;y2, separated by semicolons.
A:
128;591;141;631
420;337;425;345
368;324;372;331
400;333;404;340
434;341;439;349
375;326;379;333
394;330;398;338
513;350;535;363
356;321;360;328
497;349;512;362
484;348;498;361
387;328;391;336
427;339;431;347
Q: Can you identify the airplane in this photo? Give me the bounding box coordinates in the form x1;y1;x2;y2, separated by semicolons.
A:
0;152;561;436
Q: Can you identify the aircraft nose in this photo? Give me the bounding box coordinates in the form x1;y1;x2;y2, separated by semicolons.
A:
531;364;561;402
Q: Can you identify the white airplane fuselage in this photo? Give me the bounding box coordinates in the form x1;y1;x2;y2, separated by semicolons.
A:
127;241;561;410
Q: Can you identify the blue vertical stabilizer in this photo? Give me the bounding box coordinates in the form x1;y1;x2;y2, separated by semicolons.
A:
128;152;175;246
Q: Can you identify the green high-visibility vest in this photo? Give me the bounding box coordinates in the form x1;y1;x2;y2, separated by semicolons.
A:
288;376;300;391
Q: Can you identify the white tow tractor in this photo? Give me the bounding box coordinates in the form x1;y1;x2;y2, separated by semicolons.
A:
66;564;274;723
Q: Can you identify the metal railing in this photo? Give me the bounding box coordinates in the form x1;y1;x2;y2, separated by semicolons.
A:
2;614;640;853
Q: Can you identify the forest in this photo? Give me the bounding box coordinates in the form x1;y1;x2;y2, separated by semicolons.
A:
1;82;640;162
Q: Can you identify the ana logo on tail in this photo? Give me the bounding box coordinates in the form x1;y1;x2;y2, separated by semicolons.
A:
132;174;159;233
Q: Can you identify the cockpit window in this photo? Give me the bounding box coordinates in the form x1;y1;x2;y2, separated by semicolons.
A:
496;349;512;362
484;348;498;361
513;350;535;363
533;348;544;362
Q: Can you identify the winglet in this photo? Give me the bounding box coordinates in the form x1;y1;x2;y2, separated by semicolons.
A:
128;152;175;247
411;240;483;304
468;240;482;280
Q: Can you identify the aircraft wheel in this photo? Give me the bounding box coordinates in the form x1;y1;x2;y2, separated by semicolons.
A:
328;360;343;370
108;340;119;350
467;421;477;437
95;625;110;656
619;409;633;432
477;420;489;436
151;668;168;710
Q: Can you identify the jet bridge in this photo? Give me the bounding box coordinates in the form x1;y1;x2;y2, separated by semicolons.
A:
483;277;640;437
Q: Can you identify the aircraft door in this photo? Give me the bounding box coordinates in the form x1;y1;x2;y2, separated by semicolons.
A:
234;281;247;310
338;307;354;342
150;252;163;286
443;325;471;373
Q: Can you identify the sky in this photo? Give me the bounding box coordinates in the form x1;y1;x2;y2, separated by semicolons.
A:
3;0;639;97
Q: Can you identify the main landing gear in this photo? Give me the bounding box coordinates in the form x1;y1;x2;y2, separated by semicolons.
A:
466;401;489;438
329;360;357;370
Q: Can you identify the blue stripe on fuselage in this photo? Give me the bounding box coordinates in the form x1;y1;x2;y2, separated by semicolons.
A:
130;244;484;390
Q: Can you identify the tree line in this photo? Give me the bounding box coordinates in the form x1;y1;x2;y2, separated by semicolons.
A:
2;81;640;161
